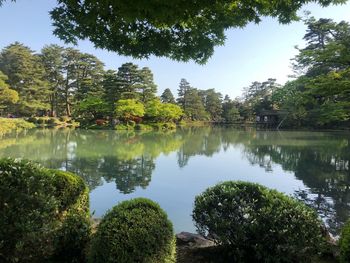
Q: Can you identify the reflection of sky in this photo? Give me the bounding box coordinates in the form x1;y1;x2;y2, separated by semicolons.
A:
90;146;306;233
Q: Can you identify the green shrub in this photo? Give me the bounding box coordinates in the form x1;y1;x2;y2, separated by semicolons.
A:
27;117;38;123
59;116;70;122
114;123;134;130
89;198;175;263
162;122;176;130
46;117;61;126
36;117;47;124
127;120;136;127
135;124;153;131
0;158;90;262
192;181;324;263
340;220;350;263
0;118;35;136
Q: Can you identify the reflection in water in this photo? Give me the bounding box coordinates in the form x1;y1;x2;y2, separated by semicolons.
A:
1;128;350;235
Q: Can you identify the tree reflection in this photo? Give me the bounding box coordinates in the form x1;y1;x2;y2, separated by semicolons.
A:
241;131;350;235
2;127;350;235
101;156;155;194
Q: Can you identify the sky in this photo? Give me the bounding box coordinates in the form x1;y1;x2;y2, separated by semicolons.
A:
0;0;350;99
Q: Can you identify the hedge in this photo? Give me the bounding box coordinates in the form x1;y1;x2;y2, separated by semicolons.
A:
89;198;175;263
0;158;90;262
192;181;324;263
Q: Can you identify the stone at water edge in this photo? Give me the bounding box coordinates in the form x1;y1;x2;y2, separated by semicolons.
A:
176;232;216;248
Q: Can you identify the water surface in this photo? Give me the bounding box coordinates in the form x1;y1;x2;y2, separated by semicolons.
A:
1;127;349;235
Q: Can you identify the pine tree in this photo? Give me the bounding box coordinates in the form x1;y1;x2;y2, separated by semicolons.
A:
137;67;157;104
177;78;191;111
0;42;50;116
160;88;175;104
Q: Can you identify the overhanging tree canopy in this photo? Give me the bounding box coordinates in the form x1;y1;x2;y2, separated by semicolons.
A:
1;0;347;63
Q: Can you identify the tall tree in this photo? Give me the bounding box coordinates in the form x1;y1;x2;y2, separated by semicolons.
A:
199;89;223;121
160;88;175;104
222;95;242;123
0;42;49;115
184;88;208;120
177;79;191;112
40;44;65;116
0;71;18;114
116;63;141;100
278;17;350;127
102;70;121;117
73;53;105;101
137;67;157;104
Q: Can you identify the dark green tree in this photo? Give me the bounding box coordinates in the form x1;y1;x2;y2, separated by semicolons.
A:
115;63;141;100
199;89;223;121
177;78;191;112
160;88;175;104
40;44;65;117
0;42;50;116
222;95;242;123
0;70;19;114
185;88;208;120
137;67;157;104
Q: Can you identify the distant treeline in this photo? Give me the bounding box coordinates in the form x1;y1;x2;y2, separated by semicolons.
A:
0;17;349;128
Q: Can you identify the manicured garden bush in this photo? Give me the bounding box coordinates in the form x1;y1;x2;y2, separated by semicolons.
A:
340;220;350;263
89;198;175;263
192;181;324;263
0;158;90;262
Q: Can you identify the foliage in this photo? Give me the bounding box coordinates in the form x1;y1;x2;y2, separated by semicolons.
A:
340;220;350;263
0;158;90;262
115;99;145;122
0;42;50;115
0;71;18;111
0;118;35;136
88;198;175;263
192;181;324;262
199;89;223;122
75;96;109;120
177;79;208;121
159;103;184;122
47;0;346;63
273;17;350;128
145;98;183;122
161;88;176;104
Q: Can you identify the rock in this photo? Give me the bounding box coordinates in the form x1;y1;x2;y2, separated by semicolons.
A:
176;232;216;248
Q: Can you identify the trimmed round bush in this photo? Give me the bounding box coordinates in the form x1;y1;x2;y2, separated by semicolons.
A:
192;181;324;262
340;220;350;263
0;158;90;262
89;198;175;263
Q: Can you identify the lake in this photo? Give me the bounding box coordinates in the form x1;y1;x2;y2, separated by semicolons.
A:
1;126;350;235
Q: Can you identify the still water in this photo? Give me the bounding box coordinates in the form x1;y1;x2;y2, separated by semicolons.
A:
1;127;350;235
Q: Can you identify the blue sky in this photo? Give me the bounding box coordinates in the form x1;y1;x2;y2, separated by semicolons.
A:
0;0;349;98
